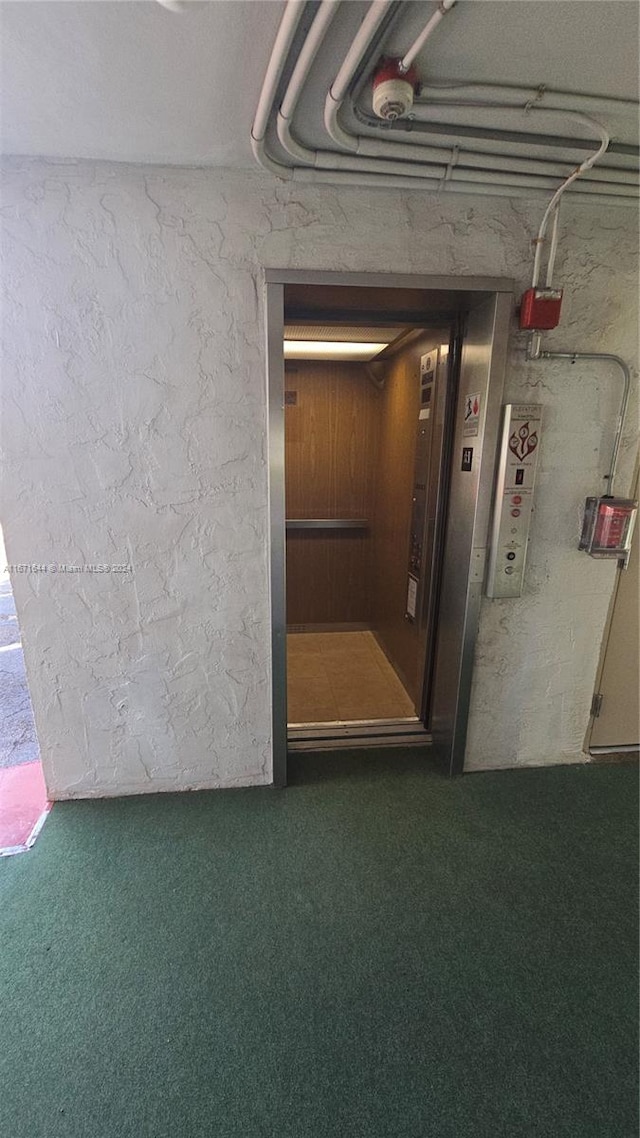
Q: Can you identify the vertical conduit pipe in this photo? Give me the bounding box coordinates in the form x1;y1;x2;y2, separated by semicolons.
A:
250;0;306;173
539;352;632;495
399;0;456;73
324;0;393;151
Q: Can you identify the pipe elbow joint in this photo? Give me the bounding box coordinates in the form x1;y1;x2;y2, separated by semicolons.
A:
276;114;316;165
324;92;359;152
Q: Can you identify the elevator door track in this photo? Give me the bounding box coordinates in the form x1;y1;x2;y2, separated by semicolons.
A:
287;718;431;751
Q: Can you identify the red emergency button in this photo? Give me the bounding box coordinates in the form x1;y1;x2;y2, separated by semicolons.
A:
512;495;522;505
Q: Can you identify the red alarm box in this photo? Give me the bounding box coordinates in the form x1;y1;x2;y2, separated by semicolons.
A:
579;496;638;566
519;288;563;330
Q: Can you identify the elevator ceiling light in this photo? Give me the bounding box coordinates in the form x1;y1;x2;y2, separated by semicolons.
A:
285;325;404;343
283;340;388;361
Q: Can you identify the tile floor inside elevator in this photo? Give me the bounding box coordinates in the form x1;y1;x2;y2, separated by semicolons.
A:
286;631;416;725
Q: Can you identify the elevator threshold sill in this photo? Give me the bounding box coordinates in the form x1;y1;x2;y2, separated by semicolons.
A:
589;744;639;754
288;733;433;752
288;718;431;746
289;716;421;731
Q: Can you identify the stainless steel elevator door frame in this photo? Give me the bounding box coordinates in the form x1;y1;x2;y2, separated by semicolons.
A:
265;272;514;786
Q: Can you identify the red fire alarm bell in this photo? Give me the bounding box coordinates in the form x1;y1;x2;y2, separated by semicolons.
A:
519;288;563;331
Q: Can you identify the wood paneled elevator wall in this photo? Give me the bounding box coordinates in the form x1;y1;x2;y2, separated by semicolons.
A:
285;361;380;626
371;331;448;707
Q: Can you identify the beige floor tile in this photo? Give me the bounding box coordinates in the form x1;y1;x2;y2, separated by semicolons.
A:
286;630;416;723
286;657;327;681
287;639;322;658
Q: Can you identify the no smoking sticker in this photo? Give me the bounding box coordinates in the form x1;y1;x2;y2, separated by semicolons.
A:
463;392;481;437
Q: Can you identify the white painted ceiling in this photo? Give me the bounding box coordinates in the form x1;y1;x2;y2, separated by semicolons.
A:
1;0;638;167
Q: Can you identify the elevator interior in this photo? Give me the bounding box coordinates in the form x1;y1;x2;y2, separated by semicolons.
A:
284;284;457;734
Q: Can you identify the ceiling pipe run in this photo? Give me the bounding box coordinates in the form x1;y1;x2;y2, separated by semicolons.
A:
324;0;393;152
252;0;638;205
275;5;629;200
321;2;631;200
352;104;638;160
415;80;640;117
250;1;306;176
337;111;629;194
349;105;638;188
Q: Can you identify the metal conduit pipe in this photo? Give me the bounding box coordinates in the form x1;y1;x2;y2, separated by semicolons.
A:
289;166;631;206
281;77;629;191
531;116;610;285
253;0;637;207
250;0;306;175
350;136;636;193
351;132;639;186
399;0;456;74
291;167;538;193
302;147;447;179
321;3;630;204
274;0;631;200
274;0;513;176
416;81;640;117
277;106;636;199
363;101;615;176
251;0;305;147
381;103;636;186
279;0;341;124
280;106;632;196
545;204;561;286
330;98;628;197
276;0;565;190
277;0;344;163
532;352;633;495
352;105;639;159
264;129;634;207
263;99;631;204
324;0;393;151
349;104;639;187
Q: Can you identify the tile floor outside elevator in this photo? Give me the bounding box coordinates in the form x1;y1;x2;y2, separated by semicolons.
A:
287;631;416;724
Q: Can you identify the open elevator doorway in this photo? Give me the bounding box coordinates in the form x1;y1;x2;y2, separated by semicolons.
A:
283;282;457;750
267;272;513;779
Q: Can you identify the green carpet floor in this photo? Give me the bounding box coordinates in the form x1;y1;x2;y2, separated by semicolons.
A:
1;752;638;1138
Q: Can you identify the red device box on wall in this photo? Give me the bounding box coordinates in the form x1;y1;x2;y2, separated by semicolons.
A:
579;496;638;564
519;288;563;330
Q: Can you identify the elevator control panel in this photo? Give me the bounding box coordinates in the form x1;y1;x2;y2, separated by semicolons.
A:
405;350;438;621
486;403;543;598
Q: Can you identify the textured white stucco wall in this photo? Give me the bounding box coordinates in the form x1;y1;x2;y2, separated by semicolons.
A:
1;158;637;796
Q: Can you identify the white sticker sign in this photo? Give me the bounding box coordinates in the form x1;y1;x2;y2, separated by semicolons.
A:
420;353;436;380
463;392;482;437
406;575;418;620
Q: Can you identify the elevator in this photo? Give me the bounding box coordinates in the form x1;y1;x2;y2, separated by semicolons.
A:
266;272;513;783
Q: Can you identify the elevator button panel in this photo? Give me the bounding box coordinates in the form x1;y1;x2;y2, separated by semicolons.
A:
486;403;543;598
406;350;438;621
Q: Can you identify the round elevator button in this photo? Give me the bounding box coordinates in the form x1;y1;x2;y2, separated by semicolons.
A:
506;552;516;561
